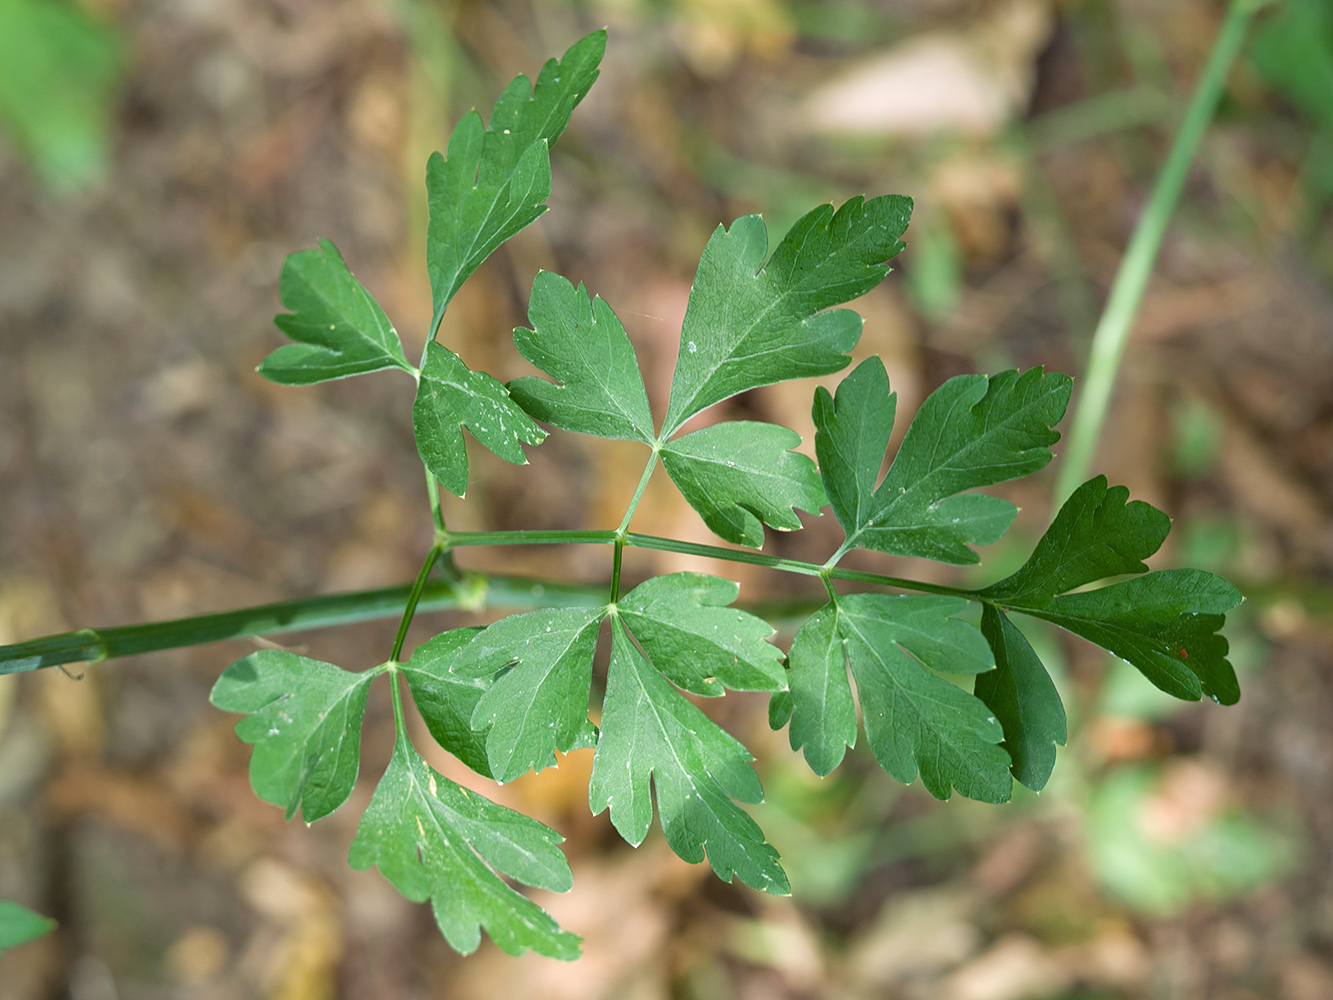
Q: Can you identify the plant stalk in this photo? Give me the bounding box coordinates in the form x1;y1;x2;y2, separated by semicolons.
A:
389;544;443;662
0;572;605;675
3;531;980;673
1054;0;1258;504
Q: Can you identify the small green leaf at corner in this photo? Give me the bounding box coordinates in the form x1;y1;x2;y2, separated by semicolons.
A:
661;195;912;435
509;271;655;445
413;341;547;498
349;736;580;960
0;900;56;953
589;620;790;894
260;239;413;386
661;421;826;548
210;650;376;823
976;605;1066;792
617;572;785;696
426;30;605;332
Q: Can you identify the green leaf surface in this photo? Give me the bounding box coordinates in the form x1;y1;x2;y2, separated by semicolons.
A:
982;475;1170;607
509;271;655;444
661;421;826;548
975;605;1066;792
661;195;912;435
837;594;1010;802
1024;570;1242;705
589;620;789;894
260;239;413;385
450;607;603;782
812;356;895;536
413;341;547;497
401;627;493;778
0;900;55;953
210;650;375;822
618;573;785;696
853;367;1072;564
778;604;857;777
426;30;604;334
349;736;579;959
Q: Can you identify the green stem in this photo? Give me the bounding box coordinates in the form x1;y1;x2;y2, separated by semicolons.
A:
425;469;446;534
617;457;658;535
1;572;605;675
445;529;618;547
389;663;409;740
442;528;964;593
820;574;840;605
610;541;625;603
389;544;444;663
4;527;984;673
1054;0;1257;504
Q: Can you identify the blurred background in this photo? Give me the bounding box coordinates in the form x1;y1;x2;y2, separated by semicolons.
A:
1;0;1332;997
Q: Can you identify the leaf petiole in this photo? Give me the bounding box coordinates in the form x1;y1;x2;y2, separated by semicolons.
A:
616;454;659;536
389;543;445;664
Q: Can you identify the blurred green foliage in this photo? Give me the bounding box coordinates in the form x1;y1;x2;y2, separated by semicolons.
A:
1249;0;1333;225
1088;766;1297;916
0;0;124;191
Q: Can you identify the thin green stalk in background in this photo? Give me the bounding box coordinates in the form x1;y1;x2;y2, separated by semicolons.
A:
1055;0;1265;504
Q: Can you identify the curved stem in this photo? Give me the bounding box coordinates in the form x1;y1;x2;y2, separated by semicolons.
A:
1055;0;1258;503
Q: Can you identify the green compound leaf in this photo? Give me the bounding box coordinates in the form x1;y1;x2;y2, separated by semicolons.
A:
349;736;579;960
0;900;56;954
260;239;414;386
661;421;826;548
401;627;494;779
661;195;912;436
617;573;785;696
788;594;1010;802
450;607;603;783
982;475;1171;607
509;271;655;444
776;605;855;778
589;620;789;894
813;356;896;537
833;366;1071;564
1024;570;1242;705
975;605;1066;792
426;30;605;336
210;650;375;822
413;341;547;497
